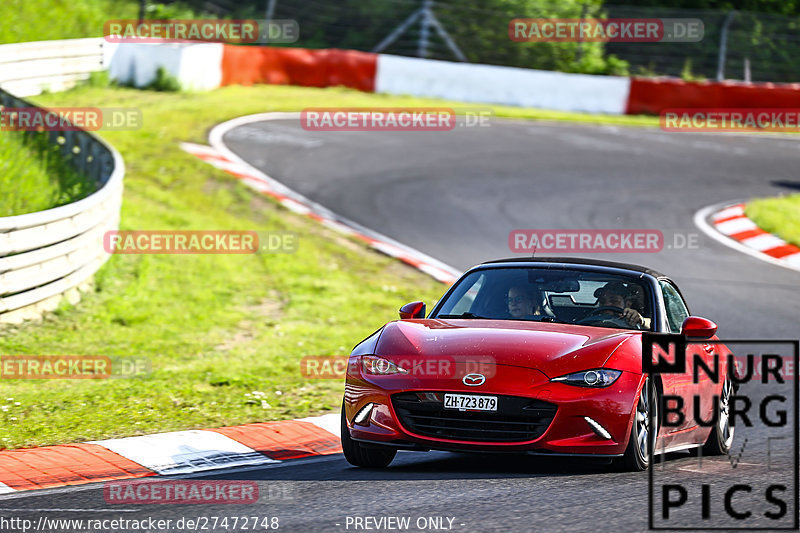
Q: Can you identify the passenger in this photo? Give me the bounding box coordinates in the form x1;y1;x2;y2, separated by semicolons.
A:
507;285;544;320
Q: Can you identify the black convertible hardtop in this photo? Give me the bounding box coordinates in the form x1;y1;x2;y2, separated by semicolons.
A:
480;257;666;279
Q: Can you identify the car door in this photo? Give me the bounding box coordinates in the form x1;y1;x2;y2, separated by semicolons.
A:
658;280;701;441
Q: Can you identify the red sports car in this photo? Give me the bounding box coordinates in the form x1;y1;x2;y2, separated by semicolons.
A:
341;258;735;471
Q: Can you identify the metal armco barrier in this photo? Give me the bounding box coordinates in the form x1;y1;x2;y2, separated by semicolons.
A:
0;39;124;324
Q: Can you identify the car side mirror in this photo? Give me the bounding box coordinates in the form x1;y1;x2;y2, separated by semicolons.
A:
399;301;426;319
681;316;717;338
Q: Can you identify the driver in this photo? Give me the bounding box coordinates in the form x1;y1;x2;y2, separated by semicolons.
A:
624;285;652;329
593;281;648;329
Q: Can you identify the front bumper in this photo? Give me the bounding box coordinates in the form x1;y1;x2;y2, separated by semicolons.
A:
344;361;643;456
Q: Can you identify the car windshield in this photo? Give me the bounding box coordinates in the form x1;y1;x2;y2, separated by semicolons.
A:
433;267;653;331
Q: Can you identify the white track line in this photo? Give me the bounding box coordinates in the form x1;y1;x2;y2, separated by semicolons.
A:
298;413;340;438
90;430;277;475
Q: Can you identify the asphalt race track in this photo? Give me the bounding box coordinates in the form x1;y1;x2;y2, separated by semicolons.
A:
3;119;799;532
220;118;800;338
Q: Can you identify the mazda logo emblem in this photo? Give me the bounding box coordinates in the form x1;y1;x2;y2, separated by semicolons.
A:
462;373;486;386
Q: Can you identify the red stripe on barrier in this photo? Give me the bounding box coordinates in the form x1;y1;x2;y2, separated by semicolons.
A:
0;443;153;491
627;78;800;115
220;46;377;92
213;420;341;460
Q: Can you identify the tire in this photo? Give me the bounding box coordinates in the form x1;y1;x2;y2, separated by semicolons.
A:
340;406;397;468
618;376;658;472
702;377;735;455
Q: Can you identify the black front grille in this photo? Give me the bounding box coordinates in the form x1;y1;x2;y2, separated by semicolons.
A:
391;392;557;443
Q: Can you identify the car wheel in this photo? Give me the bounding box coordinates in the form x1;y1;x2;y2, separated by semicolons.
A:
618;376;658;472
340;406;397;468
702;377;735;455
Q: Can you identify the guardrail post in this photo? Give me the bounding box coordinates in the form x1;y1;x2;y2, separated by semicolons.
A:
716;11;737;81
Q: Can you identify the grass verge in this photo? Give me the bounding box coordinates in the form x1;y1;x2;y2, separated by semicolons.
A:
0;83;662;449
0;131;94;216
1;0;139;44
746;195;800;248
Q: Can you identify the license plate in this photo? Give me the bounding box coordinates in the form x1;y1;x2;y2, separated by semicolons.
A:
443;393;497;412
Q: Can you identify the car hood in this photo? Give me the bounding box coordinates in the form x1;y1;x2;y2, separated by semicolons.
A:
373;318;636;378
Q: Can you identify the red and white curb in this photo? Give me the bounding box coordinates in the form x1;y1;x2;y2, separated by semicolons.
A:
181;112;461;285
694;201;800;273
0;414;340;493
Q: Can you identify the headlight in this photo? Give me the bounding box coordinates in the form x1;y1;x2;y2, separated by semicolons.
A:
551;369;622;387
361;356;408;375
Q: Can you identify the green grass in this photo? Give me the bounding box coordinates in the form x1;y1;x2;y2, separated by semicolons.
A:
0;0;140;44
0;131;94;216
0;82;663;449
746;195;800;248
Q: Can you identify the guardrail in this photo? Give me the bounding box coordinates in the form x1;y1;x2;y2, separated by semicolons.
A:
0;38;109;97
0;39;124;324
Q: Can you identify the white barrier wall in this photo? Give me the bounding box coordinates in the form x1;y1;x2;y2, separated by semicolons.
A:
108;42;223;91
375;54;632;115
104;43;632;114
0;38;107;97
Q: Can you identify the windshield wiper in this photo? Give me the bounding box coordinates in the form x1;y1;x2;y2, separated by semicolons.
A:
437;312;488;319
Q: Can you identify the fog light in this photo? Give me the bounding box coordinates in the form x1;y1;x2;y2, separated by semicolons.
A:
584;416;612;440
353;403;374;426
